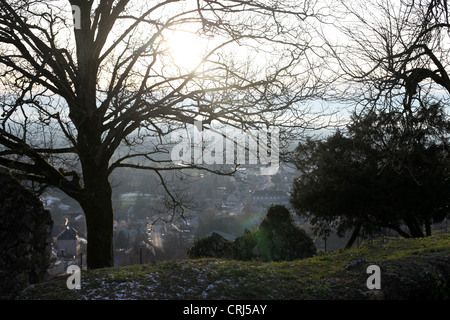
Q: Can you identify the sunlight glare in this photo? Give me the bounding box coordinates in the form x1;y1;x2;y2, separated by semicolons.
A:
166;31;210;72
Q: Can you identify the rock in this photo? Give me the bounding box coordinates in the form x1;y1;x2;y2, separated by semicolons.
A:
0;172;53;299
344;256;365;269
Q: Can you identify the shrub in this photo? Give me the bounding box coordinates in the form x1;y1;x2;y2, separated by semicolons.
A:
188;205;316;262
187;232;233;259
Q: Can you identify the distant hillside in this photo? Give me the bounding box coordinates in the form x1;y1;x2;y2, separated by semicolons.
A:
18;232;450;300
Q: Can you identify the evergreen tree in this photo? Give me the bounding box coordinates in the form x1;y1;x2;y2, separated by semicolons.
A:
291;104;450;247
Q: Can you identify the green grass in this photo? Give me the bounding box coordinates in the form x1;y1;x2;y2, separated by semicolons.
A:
18;232;450;300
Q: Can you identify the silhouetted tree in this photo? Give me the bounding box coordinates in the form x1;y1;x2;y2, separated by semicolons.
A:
0;0;328;268
324;0;450;115
288;0;450;248
291;104;450;247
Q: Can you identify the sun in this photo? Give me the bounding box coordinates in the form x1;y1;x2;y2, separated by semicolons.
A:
166;30;210;72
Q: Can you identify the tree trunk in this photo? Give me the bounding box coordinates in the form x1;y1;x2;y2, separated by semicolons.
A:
425;219;432;237
79;175;114;269
389;225;411;238
403;216;425;238
345;223;361;249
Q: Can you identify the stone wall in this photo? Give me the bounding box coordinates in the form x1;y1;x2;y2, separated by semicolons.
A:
0;173;53;299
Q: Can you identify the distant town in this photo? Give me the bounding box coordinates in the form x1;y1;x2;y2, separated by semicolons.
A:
43;163;317;277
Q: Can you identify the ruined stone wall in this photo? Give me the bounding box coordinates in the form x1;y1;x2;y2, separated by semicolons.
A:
0;173;53;299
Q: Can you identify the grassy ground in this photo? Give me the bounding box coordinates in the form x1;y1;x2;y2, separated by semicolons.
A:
18;232;450;300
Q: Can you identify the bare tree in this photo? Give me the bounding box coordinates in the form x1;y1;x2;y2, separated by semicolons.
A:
309;0;450;242
323;0;450;112
313;0;450;179
0;0;329;268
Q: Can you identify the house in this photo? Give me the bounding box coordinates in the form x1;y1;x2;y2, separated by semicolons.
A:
56;225;78;258
223;193;239;207
252;189;290;207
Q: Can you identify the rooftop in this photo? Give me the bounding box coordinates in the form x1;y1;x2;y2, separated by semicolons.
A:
57;227;78;241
